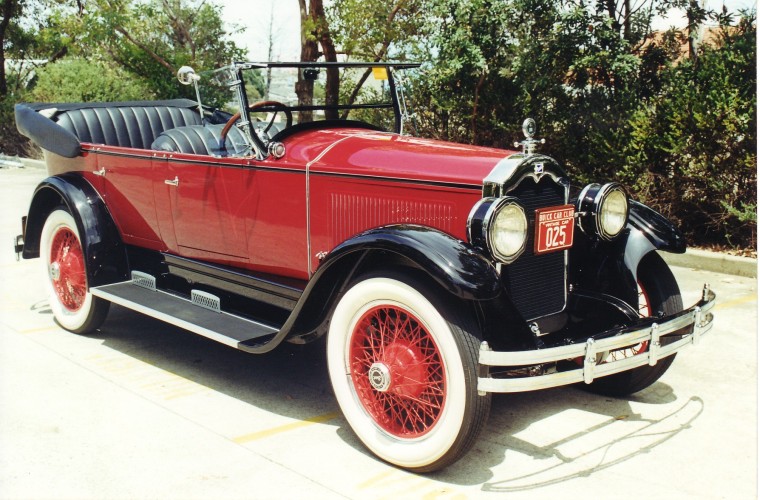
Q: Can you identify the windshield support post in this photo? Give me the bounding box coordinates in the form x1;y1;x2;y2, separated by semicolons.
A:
232;65;268;160
387;69;403;134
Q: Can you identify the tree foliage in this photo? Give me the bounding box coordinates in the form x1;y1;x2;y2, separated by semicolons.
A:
620;17;757;247
1;0;246;155
29;57;152;102
1;0;755;248
62;0;246;100
325;0;755;248
1;0;73;155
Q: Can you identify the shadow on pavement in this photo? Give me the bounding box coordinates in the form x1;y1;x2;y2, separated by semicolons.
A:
38;302;704;490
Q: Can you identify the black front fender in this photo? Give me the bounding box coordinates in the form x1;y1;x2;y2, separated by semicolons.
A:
622;200;685;285
276;224;522;349
22;173;128;287
571;200;685;307
322;224;502;301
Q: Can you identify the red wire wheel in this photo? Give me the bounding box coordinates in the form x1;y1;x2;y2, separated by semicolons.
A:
583;252;684;396
607;282;652;361
349;305;446;438
48;226;87;312
327;276;490;471
41;209;110;334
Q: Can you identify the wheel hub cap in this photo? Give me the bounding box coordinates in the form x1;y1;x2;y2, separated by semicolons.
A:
368;363;392;392
49;262;61;281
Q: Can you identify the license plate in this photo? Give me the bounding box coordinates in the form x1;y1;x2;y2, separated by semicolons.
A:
534;205;575;254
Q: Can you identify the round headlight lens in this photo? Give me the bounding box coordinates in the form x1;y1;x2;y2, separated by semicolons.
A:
597;184;628;240
487;200;527;263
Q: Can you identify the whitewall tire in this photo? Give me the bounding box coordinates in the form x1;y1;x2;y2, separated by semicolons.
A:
327;275;489;472
40;208;109;333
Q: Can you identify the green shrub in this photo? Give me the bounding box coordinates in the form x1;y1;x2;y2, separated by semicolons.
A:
620;18;757;248
29;58;154;103
0;96;33;156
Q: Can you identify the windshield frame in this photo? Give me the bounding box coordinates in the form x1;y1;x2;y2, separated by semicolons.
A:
216;61;421;160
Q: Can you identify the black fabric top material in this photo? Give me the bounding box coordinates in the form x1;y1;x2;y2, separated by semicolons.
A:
24;99;200;112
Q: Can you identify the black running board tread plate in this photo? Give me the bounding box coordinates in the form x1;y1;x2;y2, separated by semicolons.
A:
91;281;279;348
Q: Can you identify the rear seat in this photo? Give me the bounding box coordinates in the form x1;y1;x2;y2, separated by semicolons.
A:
52;103;203;150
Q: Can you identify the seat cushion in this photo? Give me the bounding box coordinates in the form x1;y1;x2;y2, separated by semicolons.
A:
54;105;203;150
151;124;249;156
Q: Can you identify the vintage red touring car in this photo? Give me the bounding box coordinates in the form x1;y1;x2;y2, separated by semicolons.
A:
14;61;715;471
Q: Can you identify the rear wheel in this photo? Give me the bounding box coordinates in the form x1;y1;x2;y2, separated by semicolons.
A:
326;275;490;472
40;208;109;334
586;252;683;396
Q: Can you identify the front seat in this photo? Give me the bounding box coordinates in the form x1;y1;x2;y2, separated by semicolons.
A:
151;124;249;156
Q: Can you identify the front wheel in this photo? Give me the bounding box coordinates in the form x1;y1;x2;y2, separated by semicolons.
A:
586;252;683;396
40;208;110;334
326;275;490;472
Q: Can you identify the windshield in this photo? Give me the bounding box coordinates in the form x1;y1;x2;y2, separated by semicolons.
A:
196;62;419;158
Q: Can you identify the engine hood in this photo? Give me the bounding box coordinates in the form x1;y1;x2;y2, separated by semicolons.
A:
282;128;517;188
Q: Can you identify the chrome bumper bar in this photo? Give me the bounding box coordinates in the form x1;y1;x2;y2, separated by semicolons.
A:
477;284;716;393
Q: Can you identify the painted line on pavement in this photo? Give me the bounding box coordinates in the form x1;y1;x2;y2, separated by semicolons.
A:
17;325;59;335
232;411;340;444
714;293;757;311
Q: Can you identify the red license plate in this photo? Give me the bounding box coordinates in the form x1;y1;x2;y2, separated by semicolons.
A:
534;205;575;254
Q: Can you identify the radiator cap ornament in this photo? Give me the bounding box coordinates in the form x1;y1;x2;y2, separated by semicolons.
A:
515;118;545;155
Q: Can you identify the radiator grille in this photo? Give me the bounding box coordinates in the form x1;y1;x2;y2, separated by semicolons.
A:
504;177;567;320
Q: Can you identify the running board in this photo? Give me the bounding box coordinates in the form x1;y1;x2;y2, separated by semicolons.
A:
91;274;280;350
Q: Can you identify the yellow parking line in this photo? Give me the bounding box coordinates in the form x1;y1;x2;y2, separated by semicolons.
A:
17;325;58;334
358;470;396;490
232;411;340;444
714;293;757;311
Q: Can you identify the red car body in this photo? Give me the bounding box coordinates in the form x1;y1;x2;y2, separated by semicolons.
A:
14;62;715;472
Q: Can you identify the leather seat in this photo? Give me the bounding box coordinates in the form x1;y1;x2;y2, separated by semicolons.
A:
151;124;250;156
54;105;203;150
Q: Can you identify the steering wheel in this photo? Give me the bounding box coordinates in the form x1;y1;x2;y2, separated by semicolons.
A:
220;100;293;149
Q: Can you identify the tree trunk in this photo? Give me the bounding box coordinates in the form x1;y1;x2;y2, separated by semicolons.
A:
313;0;338;120
296;0;339;121
265;3;275;100
0;0;18;98
471;71;486;143
296;0;318;123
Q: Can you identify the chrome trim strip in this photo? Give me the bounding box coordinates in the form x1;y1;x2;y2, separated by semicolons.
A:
478;285;716;393
484;154;566;196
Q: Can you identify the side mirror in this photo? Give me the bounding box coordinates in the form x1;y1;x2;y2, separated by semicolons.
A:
178;66;200;85
177;66;205;119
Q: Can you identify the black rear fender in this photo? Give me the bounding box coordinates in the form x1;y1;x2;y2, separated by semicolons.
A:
22;173;128;287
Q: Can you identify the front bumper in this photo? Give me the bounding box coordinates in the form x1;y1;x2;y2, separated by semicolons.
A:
478;284;716;393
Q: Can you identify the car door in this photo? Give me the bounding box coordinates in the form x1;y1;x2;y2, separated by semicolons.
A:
153;151;309;279
160;156;252;262
97;147;164;250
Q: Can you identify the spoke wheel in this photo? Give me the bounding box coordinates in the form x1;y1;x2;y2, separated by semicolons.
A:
605;283;651;362
349;305;446;438
586;252;683;396
327;274;490;472
49;226;87;312
41;209;109;334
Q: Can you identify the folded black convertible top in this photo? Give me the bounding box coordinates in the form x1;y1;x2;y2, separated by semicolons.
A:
24;98;199;113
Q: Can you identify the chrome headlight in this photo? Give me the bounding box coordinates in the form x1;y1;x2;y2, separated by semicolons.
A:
577;182;629;241
468;197;528;263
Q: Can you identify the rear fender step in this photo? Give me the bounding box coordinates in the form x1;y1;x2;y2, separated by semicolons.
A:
90;272;280;350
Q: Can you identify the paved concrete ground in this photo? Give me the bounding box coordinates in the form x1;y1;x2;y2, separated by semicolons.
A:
1;166;757;499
